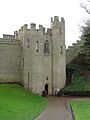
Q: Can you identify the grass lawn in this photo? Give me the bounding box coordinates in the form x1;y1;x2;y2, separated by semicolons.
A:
71;101;90;120
0;84;48;120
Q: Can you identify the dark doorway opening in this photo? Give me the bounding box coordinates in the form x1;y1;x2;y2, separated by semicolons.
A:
42;84;48;97
45;84;48;94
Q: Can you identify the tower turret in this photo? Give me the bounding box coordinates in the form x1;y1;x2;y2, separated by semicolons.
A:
51;16;66;95
31;23;36;29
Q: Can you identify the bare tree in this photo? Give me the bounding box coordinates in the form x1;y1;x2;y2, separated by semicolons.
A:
80;0;90;14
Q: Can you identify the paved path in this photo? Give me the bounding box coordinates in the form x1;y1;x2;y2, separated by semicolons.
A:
35;96;73;120
35;96;90;120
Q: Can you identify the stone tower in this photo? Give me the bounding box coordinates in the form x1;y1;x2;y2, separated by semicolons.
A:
51;16;66;94
19;16;66;95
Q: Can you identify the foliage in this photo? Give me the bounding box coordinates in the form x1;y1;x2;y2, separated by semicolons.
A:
79;22;90;65
0;84;48;120
86;65;90;70
64;65;90;96
66;64;80;72
71;21;90;66
71;101;90;120
80;0;90;14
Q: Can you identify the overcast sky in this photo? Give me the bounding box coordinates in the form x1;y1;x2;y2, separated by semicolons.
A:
0;0;89;47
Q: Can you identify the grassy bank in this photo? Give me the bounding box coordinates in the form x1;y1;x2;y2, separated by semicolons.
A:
71;101;90;120
0;84;48;120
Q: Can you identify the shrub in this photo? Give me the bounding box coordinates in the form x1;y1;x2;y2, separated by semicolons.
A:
64;65;90;96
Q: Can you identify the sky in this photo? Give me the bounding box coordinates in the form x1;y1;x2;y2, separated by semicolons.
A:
0;0;89;47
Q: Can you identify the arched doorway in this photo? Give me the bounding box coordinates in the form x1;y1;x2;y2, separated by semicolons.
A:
45;84;48;95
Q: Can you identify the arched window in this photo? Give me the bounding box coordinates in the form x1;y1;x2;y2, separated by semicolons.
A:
44;40;49;53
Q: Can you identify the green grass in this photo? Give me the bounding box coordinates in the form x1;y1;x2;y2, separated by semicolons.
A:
71;101;90;120
0;84;48;120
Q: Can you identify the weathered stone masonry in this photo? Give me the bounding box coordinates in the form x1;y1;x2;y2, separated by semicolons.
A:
0;16;66;95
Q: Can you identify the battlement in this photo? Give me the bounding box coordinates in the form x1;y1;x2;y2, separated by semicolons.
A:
51;16;65;28
18;23;45;32
51;16;65;22
31;23;36;29
12;16;65;40
51;16;59;22
0;38;20;45
66;39;83;64
47;28;52;35
67;46;74;49
3;34;15;39
14;31;18;39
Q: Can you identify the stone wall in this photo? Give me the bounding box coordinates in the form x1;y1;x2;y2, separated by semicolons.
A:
0;39;22;82
66;40;83;64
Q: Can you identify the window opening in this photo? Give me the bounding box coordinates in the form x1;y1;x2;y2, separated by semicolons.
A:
60;46;63;54
27;39;30;48
23;58;24;69
46;77;48;81
28;72;29;87
36;41;39;52
44;40;49;53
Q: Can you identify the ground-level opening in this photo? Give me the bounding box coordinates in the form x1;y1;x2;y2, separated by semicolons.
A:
42;84;48;97
45;84;48;94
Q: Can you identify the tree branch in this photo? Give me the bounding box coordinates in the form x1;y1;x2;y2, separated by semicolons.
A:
80;3;90;14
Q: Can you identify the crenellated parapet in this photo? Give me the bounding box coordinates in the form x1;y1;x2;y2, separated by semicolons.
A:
47;28;52;36
14;31;18;39
11;16;65;43
66;40;83;64
51;16;65;28
31;23;36;29
16;23;47;40
3;34;15;39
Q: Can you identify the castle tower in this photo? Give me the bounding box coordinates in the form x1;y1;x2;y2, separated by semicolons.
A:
15;16;66;95
51;16;66;95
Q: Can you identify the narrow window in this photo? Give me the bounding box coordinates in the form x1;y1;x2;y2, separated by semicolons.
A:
60;46;63;54
44;40;49;53
28;72;29;86
60;26;62;35
27;39;30;48
36;41;39;52
22;58;24;69
46;77;48;81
